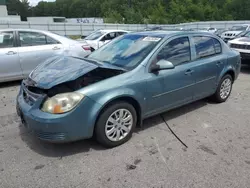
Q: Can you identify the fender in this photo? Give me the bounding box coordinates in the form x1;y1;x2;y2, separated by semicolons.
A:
88;87;145;128
94;87;145;111
217;65;235;86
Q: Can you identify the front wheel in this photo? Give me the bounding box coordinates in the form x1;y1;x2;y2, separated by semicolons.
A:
213;74;233;103
95;102;137;148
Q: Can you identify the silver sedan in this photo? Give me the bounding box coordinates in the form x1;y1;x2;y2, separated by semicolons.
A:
0;29;91;83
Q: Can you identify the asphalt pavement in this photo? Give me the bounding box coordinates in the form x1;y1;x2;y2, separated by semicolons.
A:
0;66;250;188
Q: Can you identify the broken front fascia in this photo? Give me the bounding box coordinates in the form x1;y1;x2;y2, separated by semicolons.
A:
24;56;125;97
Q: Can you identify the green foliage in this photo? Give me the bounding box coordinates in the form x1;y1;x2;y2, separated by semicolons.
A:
6;0;31;20
6;0;250;24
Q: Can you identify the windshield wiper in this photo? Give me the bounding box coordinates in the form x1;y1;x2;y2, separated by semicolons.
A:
79;57;102;66
101;60;128;71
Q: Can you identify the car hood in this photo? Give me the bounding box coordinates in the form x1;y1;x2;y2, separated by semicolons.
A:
222;30;243;36
230;37;250;43
29;56;125;89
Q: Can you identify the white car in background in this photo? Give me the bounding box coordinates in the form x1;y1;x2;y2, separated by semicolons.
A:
0;29;91;83
197;27;217;33
79;30;129;51
228;30;250;63
221;24;250;43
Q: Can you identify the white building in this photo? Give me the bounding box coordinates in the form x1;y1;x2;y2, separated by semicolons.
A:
67;18;104;24
27;17;66;23
0;0;21;22
0;2;8;17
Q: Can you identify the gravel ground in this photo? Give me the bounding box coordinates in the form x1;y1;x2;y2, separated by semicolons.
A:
0;66;250;188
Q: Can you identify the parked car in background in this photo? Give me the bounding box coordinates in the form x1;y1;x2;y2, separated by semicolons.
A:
228;30;250;63
197;27;217;33
17;31;241;147
228;30;249;41
0;29;91;83
221;24;250;43
78;29;129;51
144;26;163;31
215;29;228;37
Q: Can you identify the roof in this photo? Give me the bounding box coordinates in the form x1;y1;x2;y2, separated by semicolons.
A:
0;28;78;44
0;28;51;32
129;30;216;38
99;29;129;33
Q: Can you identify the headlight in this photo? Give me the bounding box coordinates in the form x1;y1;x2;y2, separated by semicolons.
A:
41;92;84;114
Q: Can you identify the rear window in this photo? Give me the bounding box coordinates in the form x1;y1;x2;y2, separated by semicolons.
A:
213;38;222;54
85;31;104;40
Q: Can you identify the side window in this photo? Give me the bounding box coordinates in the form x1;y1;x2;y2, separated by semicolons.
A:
213;38;222;54
102;32;116;41
117;32;126;36
46;36;59;44
193;36;216;59
0;32;14;48
19;32;46;47
108;32;116;39
156;37;191;66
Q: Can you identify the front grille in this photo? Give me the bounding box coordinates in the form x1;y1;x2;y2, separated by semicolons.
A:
34;131;66;141
22;80;44;106
231;43;250;50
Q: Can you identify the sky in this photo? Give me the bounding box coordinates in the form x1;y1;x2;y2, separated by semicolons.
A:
29;0;55;6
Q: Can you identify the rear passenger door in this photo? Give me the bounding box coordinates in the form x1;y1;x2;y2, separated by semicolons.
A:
191;36;225;100
17;31;63;77
0;31;23;82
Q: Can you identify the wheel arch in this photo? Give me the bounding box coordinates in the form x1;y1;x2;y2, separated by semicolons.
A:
222;69;235;83
219;67;236;84
94;96;142;130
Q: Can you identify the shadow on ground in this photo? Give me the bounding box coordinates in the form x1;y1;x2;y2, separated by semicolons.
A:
19;99;208;157
139;100;208;132
0;81;21;89
241;64;250;74
19;125;106;158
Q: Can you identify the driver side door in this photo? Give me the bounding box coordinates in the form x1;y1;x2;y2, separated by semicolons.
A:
145;36;196;117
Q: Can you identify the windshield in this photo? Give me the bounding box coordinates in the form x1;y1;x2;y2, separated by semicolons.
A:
231;26;248;31
85;31;104;40
242;31;250;37
88;34;162;70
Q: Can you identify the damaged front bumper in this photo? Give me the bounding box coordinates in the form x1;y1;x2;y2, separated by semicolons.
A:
16;82;102;143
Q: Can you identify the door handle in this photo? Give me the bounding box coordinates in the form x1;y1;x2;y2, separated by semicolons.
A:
185;69;194;75
52;46;61;50
6;51;17;55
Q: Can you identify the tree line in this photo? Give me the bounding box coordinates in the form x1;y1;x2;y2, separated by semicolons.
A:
6;0;250;24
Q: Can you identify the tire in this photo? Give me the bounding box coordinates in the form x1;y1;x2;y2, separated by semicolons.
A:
95;102;137;148
213;74;233;103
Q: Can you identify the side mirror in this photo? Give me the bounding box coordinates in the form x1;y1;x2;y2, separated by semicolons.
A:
150;59;175;72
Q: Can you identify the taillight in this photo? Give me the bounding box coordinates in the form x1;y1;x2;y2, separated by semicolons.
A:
82;46;91;51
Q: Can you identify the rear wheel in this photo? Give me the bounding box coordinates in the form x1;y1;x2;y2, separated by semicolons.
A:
213;74;233;103
95;102;137;148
